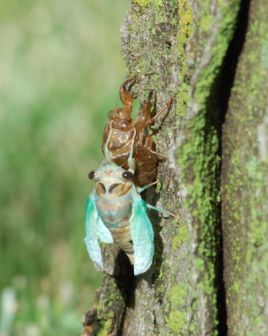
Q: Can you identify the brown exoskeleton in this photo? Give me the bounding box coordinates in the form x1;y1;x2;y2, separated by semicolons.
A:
102;79;173;187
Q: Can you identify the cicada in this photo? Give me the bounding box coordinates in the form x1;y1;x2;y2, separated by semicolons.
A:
102;79;172;187
84;138;170;275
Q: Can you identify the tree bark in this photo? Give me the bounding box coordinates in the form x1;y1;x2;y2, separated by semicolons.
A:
222;0;268;335
82;0;268;335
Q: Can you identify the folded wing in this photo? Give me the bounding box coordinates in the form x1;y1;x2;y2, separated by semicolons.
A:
130;197;154;275
84;192;113;270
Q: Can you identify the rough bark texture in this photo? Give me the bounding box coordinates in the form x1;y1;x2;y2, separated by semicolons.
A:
222;0;268;335
83;0;268;335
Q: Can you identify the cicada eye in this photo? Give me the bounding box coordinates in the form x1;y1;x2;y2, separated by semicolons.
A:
122;171;134;180
88;170;95;180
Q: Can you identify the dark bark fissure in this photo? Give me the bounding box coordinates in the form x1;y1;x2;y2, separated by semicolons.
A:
215;0;251;335
218;0;251;127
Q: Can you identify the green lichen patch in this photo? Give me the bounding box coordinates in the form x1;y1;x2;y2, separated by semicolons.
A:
94;276;126;335
167;284;187;307
165;284;188;334
98;319;113;336
166;311;187;334
172;223;189;250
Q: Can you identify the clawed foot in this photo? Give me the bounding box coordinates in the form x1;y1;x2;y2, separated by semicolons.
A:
119;78;136;106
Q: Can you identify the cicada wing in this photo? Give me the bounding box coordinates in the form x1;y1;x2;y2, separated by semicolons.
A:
84;193;104;270
130;198;154;275
84;193;114;270
97;216;113;244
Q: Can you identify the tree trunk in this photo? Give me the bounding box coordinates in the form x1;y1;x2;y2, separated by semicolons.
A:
221;0;268;335
82;0;268;335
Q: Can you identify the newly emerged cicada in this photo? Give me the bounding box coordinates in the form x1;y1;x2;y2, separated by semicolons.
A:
84;136;170;275
102;79;172;187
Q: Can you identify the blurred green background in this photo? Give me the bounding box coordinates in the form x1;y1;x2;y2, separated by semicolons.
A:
0;1;128;335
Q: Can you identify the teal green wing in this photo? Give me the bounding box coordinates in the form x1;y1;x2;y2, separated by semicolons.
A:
130;196;154;275
97;216;113;244
84;192;113;270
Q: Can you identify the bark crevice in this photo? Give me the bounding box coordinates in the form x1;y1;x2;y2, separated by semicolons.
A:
218;0;251;127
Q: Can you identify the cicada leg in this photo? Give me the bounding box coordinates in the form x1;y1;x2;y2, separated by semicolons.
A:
119;78;136;112
106;78;136;123
134;95;173;131
144;135;166;161
137;181;157;193
146;203;175;218
152;96;173;121
134;90;154;132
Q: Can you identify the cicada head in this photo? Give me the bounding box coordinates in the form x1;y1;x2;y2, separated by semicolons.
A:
88;162;134;197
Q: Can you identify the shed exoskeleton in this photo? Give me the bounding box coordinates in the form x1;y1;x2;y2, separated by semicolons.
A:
102;79;173;187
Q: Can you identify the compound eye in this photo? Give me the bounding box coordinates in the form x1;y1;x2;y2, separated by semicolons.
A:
88;170;95;180
122;171;134;180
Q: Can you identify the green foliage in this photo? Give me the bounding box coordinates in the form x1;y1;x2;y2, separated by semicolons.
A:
0;0;127;335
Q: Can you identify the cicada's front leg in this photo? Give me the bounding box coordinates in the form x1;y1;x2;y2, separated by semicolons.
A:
134;94;173;132
133;90;155;132
107;78;136;122
119;78;136;113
